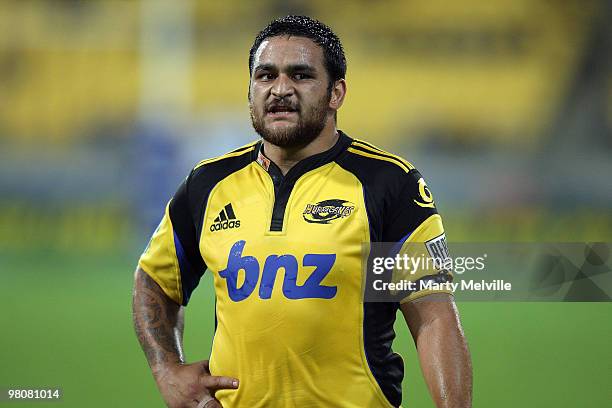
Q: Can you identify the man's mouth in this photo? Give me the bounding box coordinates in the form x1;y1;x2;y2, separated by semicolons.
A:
266;105;298;118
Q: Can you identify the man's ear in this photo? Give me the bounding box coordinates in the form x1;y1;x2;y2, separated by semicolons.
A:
329;79;346;110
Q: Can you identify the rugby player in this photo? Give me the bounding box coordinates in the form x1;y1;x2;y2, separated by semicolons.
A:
132;15;472;408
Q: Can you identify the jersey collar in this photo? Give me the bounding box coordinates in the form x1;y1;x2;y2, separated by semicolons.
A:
253;131;352;184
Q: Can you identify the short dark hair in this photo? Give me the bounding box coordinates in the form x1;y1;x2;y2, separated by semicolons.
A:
249;15;347;88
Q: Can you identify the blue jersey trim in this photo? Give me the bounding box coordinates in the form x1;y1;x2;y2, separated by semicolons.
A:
173;230;197;305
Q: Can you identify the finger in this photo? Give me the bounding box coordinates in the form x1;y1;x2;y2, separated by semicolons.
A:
199;360;210;372
195;395;222;408
195;360;211;376
200;375;239;391
203;400;222;408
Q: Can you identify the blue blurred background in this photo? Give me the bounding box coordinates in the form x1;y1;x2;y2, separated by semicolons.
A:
0;1;610;407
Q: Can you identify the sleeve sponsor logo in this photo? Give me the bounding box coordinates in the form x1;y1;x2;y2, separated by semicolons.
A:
303;199;355;224
414;177;435;208
426;233;452;273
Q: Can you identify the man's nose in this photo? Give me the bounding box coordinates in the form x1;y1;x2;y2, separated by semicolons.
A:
271;74;294;99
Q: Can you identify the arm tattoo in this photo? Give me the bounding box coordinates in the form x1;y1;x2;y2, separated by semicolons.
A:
132;268;185;376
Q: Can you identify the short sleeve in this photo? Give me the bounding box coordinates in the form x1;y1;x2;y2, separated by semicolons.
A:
138;176;207;305
383;169;453;303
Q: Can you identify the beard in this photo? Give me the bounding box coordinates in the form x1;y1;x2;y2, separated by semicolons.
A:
250;94;330;149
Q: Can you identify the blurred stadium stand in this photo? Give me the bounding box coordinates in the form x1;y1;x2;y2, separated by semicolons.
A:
0;0;610;251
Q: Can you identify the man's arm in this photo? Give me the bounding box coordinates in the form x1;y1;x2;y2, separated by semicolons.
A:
401;294;472;408
133;266;185;375
132;267;238;408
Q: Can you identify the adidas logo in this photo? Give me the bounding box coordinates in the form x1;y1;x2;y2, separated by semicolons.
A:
210;203;241;232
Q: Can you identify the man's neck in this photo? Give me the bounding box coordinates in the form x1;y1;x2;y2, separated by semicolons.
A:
262;122;339;176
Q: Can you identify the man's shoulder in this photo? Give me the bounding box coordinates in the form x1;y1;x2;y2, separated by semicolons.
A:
338;137;419;182
188;140;259;186
192;140;259;173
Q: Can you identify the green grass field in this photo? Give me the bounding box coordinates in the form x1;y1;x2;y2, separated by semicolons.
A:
1;250;610;407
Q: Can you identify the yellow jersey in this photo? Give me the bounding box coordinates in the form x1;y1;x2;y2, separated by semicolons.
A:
139;131;452;407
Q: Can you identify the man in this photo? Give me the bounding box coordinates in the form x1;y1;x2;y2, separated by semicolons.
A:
133;15;472;408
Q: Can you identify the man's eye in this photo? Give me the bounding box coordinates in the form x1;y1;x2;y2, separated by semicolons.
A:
294;73;309;80
259;73;274;80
